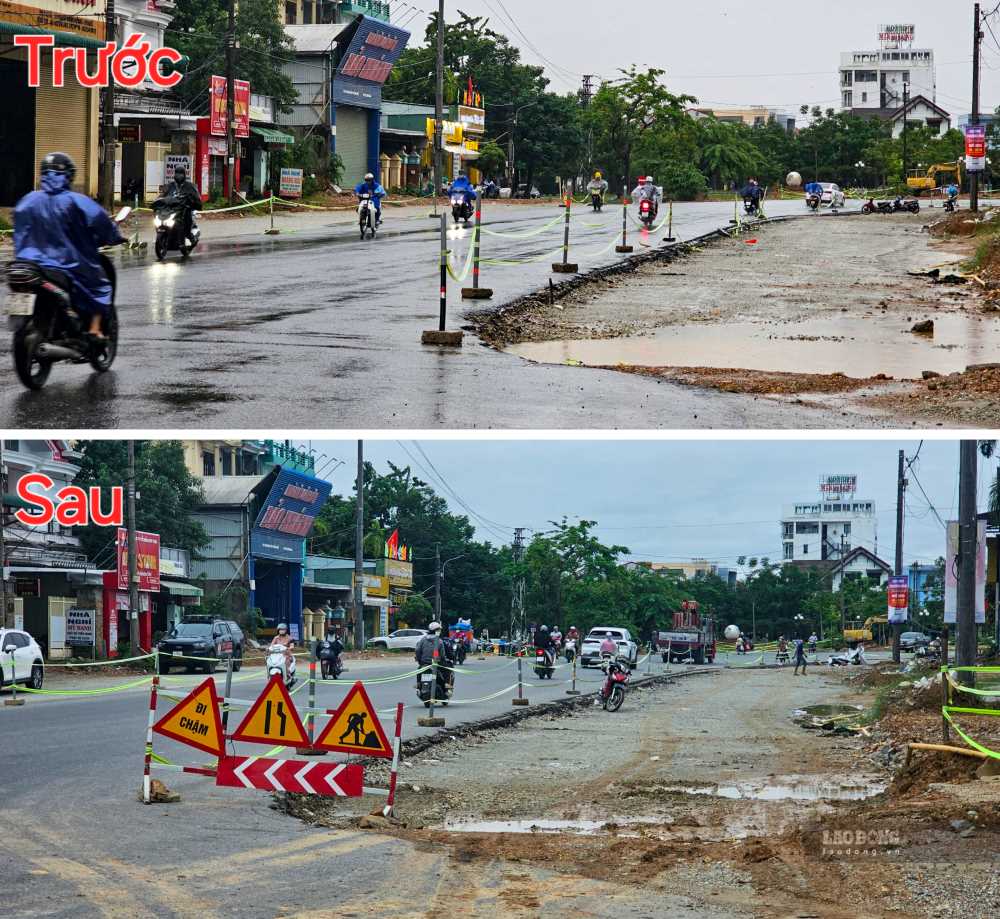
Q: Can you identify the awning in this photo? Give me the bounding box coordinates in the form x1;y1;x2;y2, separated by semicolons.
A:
0;21;104;50
2;492;32;509
444;143;479;159
160;579;204;598
251;126;295;145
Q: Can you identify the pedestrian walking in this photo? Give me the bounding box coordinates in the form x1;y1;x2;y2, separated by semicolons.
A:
793;637;807;675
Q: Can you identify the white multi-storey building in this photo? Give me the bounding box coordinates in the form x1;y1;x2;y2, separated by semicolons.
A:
780;475;878;564
838;24;947;135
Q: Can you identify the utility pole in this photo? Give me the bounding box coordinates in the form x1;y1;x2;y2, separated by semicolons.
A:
353;440;365;650
892;449;906;663
901;82;909;185
839;533;847;631
100;0;116;208
996;466;1000;652
510;527;525;641
434;543;442;620
127;440;140;652
225;0;238;203
971;3;983;213
433;0;444;214
956;441;978;687
0;441;8;629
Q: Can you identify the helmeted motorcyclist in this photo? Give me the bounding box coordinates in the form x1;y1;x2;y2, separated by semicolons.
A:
161;164;202;247
354;172;386;225
272;622;296;673
449;171;475;203
599;631;618;658
13;152;125;339
741;178;763;210
415;621;451;697
587;171;608;199
317;625;343;678
533;624;554;667
631;175;661;218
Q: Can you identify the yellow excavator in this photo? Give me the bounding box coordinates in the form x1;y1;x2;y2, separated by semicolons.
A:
843;615;889;643
906;162;963;195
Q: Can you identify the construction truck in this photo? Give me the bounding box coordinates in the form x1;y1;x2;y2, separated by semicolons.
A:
843;615;888;645
653;600;716;664
906;162;963;195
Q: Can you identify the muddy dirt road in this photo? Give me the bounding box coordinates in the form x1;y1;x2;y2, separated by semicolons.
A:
475;213;1000;426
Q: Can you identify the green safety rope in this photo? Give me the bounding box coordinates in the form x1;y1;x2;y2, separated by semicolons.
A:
480;212;565;239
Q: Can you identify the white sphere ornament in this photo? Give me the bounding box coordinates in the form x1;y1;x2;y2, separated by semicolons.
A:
724;624;741;640
785;171;802;188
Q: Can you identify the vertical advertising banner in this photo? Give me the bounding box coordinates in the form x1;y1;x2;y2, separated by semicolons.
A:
965;124;987;173
117;529;162;592
209;76;250;138
886;575;910;624
944;520;986;623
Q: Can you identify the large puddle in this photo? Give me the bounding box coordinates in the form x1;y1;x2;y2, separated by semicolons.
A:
662;774;884;802
506;315;1000;379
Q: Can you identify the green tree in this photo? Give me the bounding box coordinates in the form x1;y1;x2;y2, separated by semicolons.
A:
477;140;507;181
169;0;296;114
697;119;763;189
514;93;584;193
73;441;209;562
588;67;695;193
398;593;433;626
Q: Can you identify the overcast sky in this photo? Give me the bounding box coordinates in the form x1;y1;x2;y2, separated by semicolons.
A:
397;0;995;116
301;439;995;569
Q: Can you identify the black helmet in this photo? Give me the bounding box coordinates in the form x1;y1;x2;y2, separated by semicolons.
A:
41;152;75;183
174;165;187;182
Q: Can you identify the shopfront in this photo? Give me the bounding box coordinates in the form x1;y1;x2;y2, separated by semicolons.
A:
248;467;332;642
0;2;104;205
452;83;485;183
101;528;160;653
330;14;409;186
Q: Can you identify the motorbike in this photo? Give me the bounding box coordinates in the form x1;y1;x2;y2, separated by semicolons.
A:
892;197;920;214
743;197;761;217
315;639;343;680
599;657;630;712
638;198;657;227
828;646;867;667
451;191;474;225
6;207;131;390
776;647;790;665
943;196;959;213
806;193;820;211
479;181;500;200
861;198;876;214
358;192;377;239
590;190;604;212
564;643;576;664
265;643;297;688
454;640;467;665
153;198;200;260
876;199;894;214
416;664;452;706
533;647;556;679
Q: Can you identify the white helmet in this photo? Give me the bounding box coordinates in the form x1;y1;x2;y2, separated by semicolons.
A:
428;621;441;634
277;623;288;632
644;175;654;183
364;172;375;181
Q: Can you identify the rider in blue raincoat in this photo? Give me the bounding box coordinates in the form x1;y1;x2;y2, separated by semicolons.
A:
448;172;476;205
803;181;823;196
354;172;386;225
14;152;124;338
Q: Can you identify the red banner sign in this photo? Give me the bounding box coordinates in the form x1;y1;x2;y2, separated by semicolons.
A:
117;528;161;592
209;75;250;138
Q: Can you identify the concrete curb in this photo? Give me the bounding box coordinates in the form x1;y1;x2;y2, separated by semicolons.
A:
397;667;719;759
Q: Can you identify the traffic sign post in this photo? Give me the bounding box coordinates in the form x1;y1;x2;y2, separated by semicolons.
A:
417;652;445;728
302;660;327;756
231;674;311;749
616;186;633;254
461;189;492;300
552;194;578;273
152;677;226;758
383;702;405;817
512;653;529;705
314;680;394;757
216;756;363;796
566;656;580;695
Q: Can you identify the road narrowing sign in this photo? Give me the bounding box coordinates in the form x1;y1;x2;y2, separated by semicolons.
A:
314;680;392;758
152;677;225;757
216;756;363;796
231;674;310;748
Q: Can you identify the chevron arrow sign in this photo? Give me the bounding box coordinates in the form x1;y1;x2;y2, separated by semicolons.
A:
216;756;363;796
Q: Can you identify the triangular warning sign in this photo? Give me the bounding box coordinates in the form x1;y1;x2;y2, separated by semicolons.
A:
231;674;310;748
153;677;225;757
314;681;392;759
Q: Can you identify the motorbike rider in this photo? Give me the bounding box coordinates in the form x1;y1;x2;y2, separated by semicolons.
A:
564;625;580;650
13;152;125;340
586;170;608;201
631;175;661;219
946;182;959;206
162;164;202;248
272;622;296;673
415;621;451;697
599;631;618;660
354;172;386;225
551;626;563;649
808;632;818;654
533;624;555;667
741;178;763;211
449;171;476;205
318;625;344;678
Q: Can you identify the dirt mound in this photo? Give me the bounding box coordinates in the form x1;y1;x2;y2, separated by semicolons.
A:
928;209;998;238
890;747;982;797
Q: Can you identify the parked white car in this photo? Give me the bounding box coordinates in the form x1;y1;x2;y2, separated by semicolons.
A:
0;628;44;690
366;628;429;652
580;627;639;669
820;182;845;208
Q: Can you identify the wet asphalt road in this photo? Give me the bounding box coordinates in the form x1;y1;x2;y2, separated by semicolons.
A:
0;198;869;430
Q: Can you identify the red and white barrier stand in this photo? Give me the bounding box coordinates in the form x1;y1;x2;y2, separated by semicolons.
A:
382;703;404;817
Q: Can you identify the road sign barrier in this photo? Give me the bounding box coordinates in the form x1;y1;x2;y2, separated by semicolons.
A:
313;680;393;757
552;195;578;273
152;676;226;757
462;190;493;300
216;756;363;796
231;673;310;748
